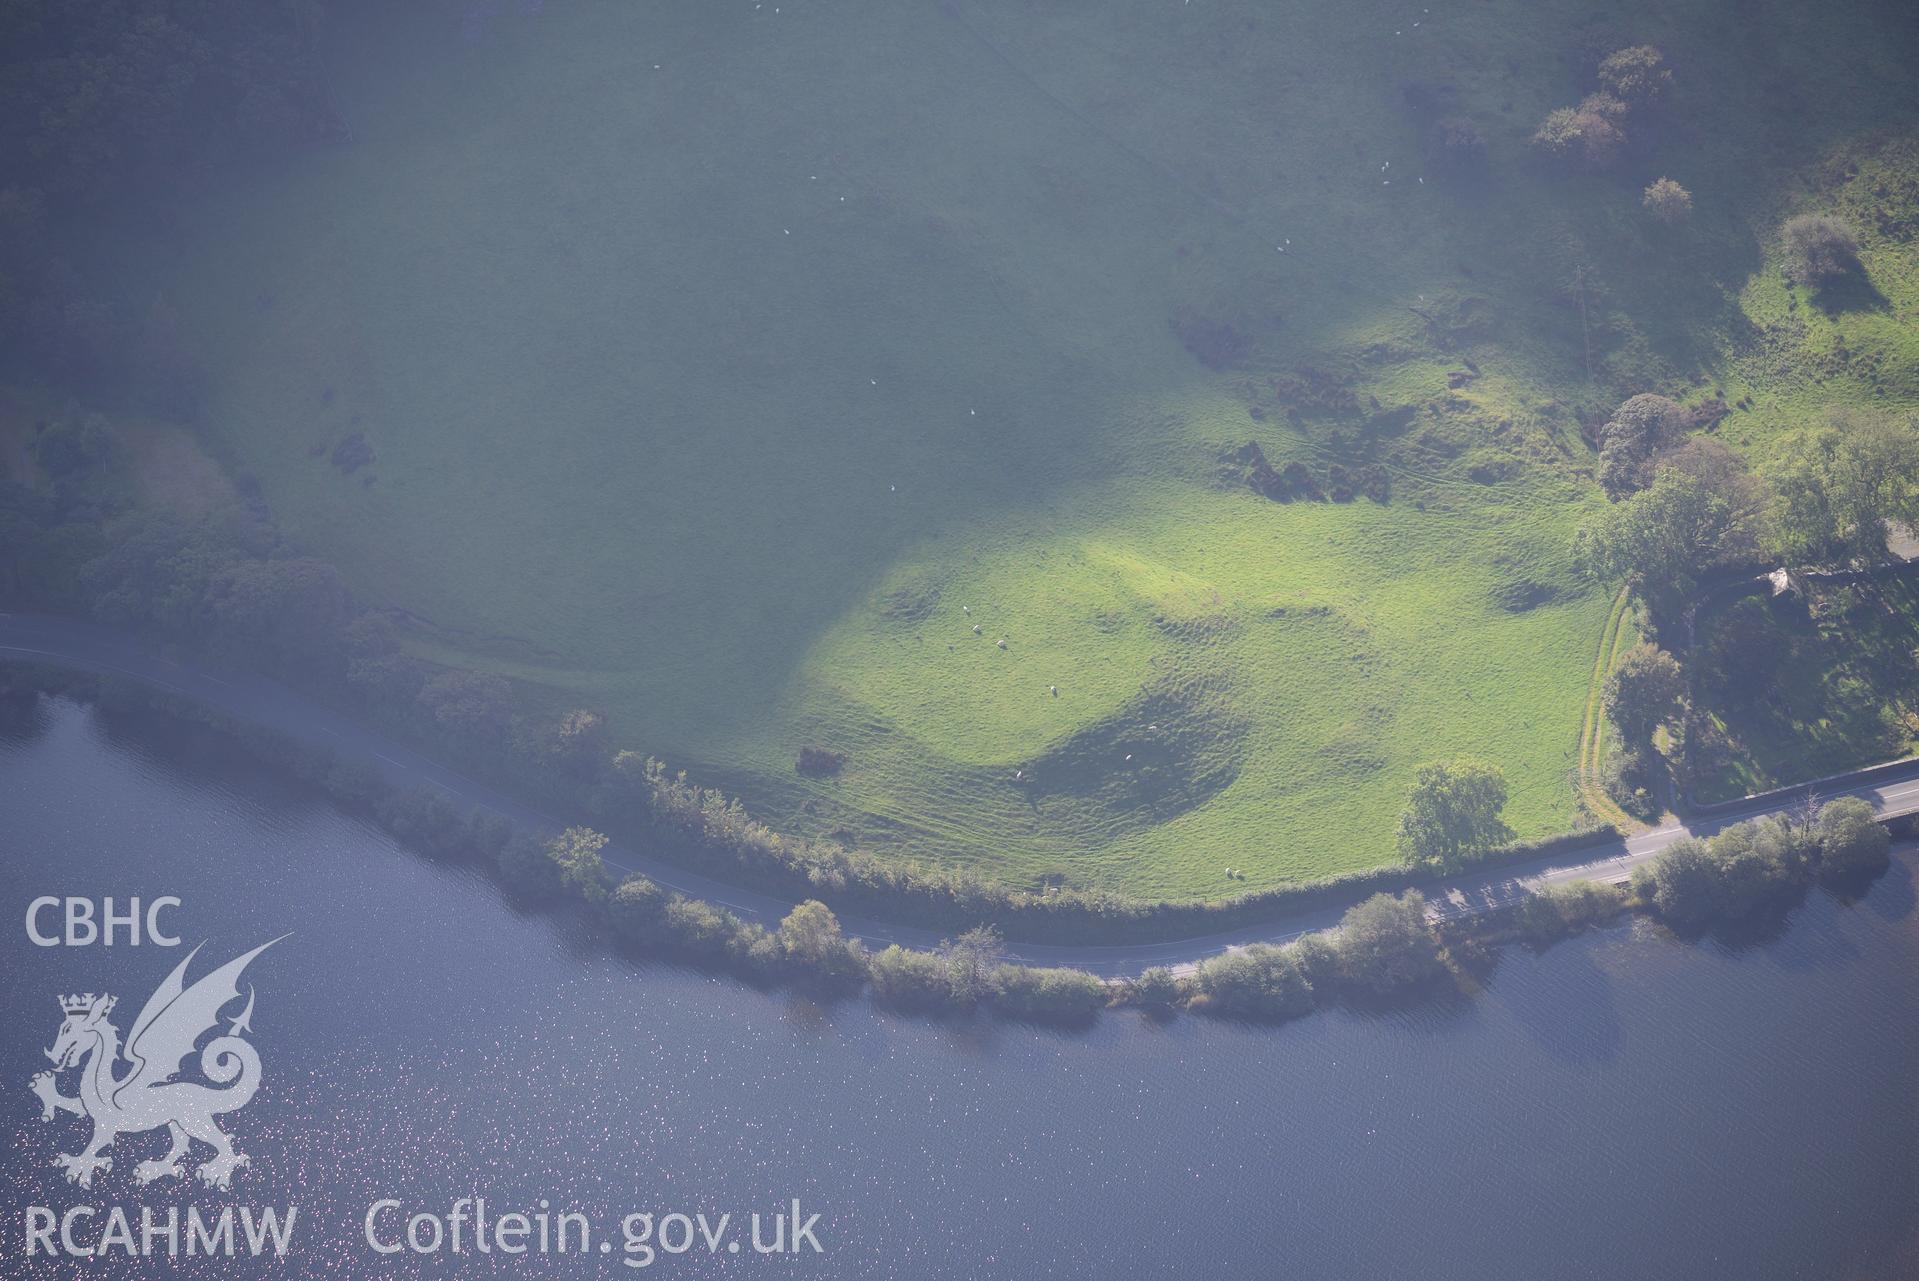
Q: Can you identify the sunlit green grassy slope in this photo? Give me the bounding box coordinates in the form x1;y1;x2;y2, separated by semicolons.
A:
110;0;1919;896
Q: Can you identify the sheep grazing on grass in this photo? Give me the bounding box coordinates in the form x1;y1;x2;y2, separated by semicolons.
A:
972;624;982;635
1049;685;1058;697
996;638;1007;649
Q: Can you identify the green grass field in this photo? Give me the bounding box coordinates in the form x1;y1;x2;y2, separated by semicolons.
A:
93;0;1919;896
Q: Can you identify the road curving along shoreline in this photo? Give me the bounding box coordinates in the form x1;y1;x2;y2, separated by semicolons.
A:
6;610;1919;977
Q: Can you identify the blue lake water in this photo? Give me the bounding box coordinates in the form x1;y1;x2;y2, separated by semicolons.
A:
2;695;1916;1279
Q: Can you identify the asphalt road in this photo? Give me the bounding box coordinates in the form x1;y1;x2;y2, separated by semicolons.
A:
6;612;1917;977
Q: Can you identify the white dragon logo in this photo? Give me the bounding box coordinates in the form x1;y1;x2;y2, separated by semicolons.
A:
29;938;285;1190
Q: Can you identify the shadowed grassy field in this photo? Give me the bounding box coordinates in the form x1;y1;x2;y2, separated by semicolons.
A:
96;0;1919;895
1694;575;1919;803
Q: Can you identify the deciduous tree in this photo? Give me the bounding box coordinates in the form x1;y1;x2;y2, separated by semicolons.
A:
1816;797;1890;880
1765;411;1919;564
1603;643;1684;748
1574;469;1741;631
1396;759;1513;869
1642;177;1692;224
1781;214;1860;286
1333;892;1445;993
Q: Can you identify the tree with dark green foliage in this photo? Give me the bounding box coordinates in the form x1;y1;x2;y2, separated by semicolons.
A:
1659;437;1768;562
1644;818;1807;929
1641;836;1718;929
78;509;261;636
374;786;464;860
343;611;423;701
416;668;513;737
1508;880;1630;946
1574;469;1742;632
1816;797;1890;880
1703;818;1806;915
1602;743;1662;822
1333;892;1445;994
1765;411;1919;564
1596;393;1686;500
204;556;352;671
1603;643;1684;748
607;873;670;941
1396;759;1512;869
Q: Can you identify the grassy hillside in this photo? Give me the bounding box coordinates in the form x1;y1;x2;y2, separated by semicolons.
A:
90;0;1919;895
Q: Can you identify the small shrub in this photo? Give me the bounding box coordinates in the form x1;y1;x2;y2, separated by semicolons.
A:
795;745;846;777
661;895;746;957
1531;95;1626;171
1124;966;1187;1011
1781;214;1860;286
993;965;1109;1025
1597;46;1672;108
867;945;952;1010
1642;178;1692;224
1816;797;1890;880
1510;880;1629;945
1287;932;1343;989
1194;944;1315;1019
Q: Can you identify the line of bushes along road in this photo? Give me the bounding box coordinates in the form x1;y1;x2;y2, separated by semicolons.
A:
3;666;1897;1030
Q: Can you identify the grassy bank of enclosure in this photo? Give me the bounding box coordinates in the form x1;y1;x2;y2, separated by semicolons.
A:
71;0;1919;896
